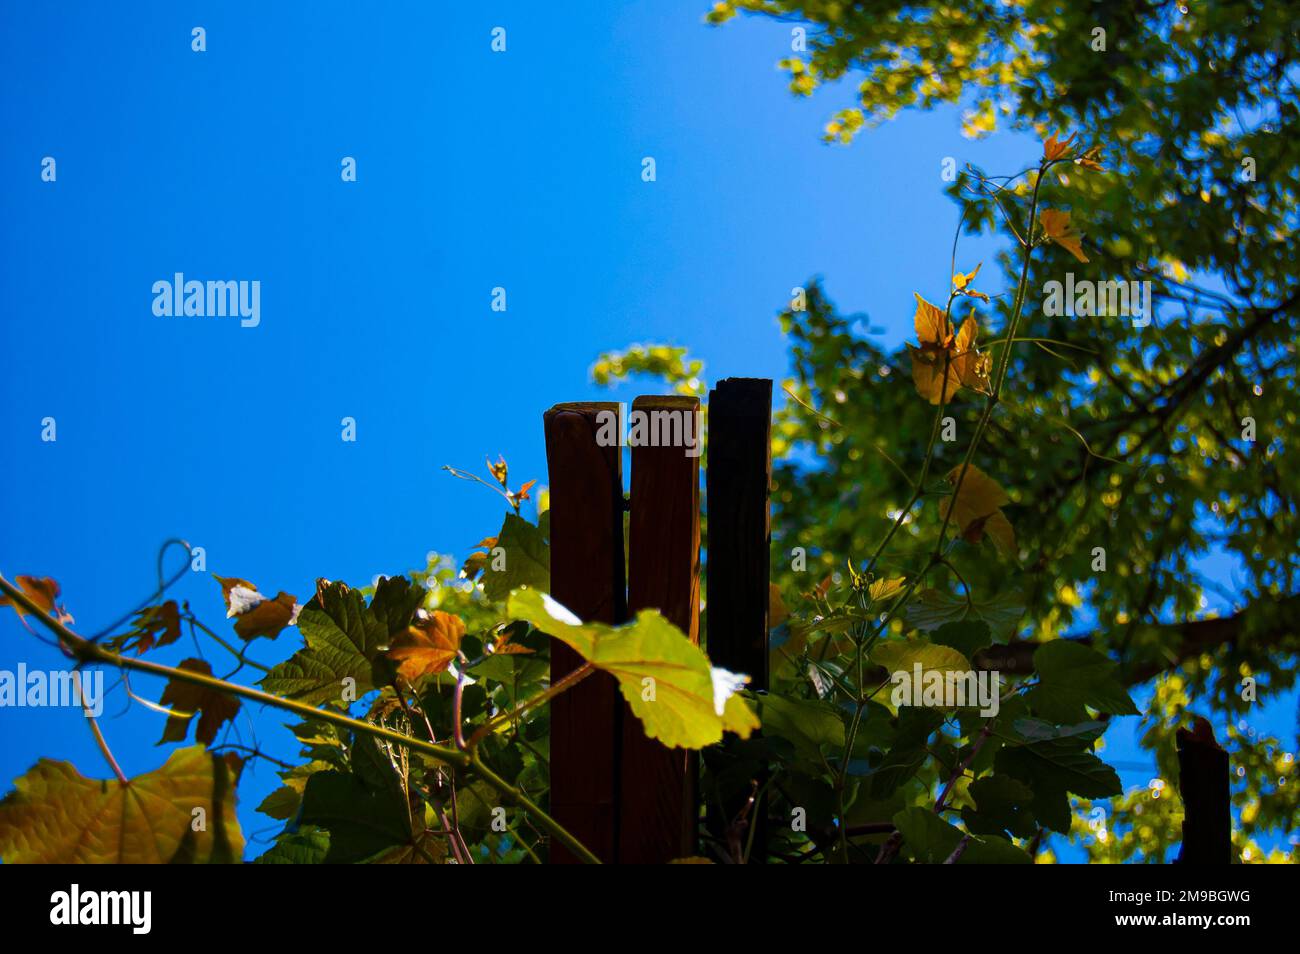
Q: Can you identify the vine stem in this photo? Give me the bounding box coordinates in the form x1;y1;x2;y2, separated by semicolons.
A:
0;573;602;865
466;661;594;748
852;158;1060;864
834;221;970;862
85;706;128;784
932;160;1055;555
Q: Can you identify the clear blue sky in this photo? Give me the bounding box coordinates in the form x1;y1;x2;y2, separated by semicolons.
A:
1;0;1286;861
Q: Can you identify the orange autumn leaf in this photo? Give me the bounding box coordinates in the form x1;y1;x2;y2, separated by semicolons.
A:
233;592;299;641
940;465;1017;556
158;658;242;746
1075;144;1105;172
213;575;299;641
460;536;499;580
387;611;466;682
1042;130;1076;162
1039;209;1090;263
803;573;834;603
508;479;537;506
907;295;990;404
0;575;70;623
112;600;183;655
492;625;535;656
214;575;262;616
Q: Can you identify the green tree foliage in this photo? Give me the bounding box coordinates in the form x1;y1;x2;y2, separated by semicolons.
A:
595;0;1299;860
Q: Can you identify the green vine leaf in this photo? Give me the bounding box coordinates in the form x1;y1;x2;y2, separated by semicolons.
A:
892;807;1031;863
254;826;330;864
508;589;758;748
961;774;1038;839
757;694;845;763
0;745;243;863
369;575;427;638
259;581;392;705
299;736;443;864
871;639;972;686
906;587;1025;639
995;734;1122;833
483;514;550;601
1026;641;1139;723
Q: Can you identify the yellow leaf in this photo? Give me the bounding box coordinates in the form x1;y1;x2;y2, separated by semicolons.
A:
492;625;535;655
941;464;1015;554
913;293;950;346
723;691;761;738
953;262;981;291
953;263;990;302
981;510;1018;556
1039;209;1090;263
951;313;991;393
509;590;756;749
868;576;906;603
907;343;964;405
0;746;243;863
909;294;990;404
952;264;990;301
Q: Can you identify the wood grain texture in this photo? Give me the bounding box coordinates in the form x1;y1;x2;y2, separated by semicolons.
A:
621;395;701;863
543;402;627;863
704;378;772;862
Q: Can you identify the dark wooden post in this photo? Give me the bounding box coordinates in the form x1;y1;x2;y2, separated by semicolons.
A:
543;402;627;863
1175;718;1232;863
705;377;772;861
621;395;702;863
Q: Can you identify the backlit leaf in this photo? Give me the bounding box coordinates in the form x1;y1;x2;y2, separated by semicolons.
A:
0;745;243;863
508;589;757;748
1039;208;1089;263
157;658;241;746
259;581;390;705
387;611;465;683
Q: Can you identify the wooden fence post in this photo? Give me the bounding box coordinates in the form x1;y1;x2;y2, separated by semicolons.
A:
704;377;772;861
543;402;627;863
621;395;702;863
1175;718;1232;863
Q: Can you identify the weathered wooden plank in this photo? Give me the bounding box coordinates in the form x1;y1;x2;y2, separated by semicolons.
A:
621;395;701;863
704;377;772;862
543;402;627;863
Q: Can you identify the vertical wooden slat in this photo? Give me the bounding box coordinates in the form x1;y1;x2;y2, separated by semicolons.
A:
621;395;702;863
706;378;771;685
1175;719;1232;863
705;377;772;862
544;402;627;863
